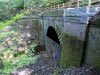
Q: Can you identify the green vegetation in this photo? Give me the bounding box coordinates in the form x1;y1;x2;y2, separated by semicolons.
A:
0;0;70;9
51;68;63;75
0;30;18;39
0;43;39;75
0;0;24;9
24;0;69;7
0;55;39;74
0;10;30;30
0;0;30;22
0;0;88;21
61;33;83;68
0;0;95;74
28;43;38;56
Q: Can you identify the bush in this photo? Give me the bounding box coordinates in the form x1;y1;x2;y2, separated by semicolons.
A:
0;43;39;75
0;10;30;30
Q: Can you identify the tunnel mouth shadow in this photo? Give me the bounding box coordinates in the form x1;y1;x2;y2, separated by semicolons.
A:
46;26;61;68
46;26;60;45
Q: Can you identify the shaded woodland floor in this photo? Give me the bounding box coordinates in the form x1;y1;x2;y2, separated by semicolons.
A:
10;51;100;75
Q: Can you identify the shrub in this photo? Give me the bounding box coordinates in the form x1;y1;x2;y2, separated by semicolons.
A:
0;10;30;30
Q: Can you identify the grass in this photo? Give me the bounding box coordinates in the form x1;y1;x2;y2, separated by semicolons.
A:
0;30;18;39
0;10;30;30
0;14;23;30
0;9;34;74
0;54;39;74
0;43;39;75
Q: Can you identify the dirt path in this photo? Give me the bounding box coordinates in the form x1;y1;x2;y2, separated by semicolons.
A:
11;51;56;75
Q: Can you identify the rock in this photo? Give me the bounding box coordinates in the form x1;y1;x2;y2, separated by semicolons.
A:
18;69;33;75
26;33;31;37
9;54;14;59
34;45;45;53
11;69;34;75
11;70;19;75
3;53;9;60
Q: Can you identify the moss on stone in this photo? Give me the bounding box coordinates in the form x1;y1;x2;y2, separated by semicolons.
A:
60;33;83;69
51;10;63;17
90;18;100;28
44;10;63;17
85;27;100;71
33;19;42;44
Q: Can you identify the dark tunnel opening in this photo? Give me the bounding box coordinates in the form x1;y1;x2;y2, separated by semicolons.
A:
46;26;60;45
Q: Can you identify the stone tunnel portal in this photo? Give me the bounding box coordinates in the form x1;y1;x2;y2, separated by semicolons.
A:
46;26;61;67
46;26;60;45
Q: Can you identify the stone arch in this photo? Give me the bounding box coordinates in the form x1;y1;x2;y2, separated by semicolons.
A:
46;26;61;67
46;26;60;45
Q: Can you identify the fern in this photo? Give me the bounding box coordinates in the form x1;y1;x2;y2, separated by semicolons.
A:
0;10;30;30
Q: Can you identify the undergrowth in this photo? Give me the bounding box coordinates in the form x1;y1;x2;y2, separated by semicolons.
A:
0;10;30;30
0;9;37;75
0;43;39;75
0;55;39;75
0;30;18;39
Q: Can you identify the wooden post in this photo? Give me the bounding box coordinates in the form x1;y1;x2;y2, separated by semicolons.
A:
77;0;80;7
88;0;91;6
68;2;71;8
63;3;65;8
87;0;91;14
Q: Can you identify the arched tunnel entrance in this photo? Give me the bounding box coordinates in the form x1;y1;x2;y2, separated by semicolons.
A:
46;26;61;67
46;26;60;45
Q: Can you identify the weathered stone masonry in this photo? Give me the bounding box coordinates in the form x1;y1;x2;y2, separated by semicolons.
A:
3;6;100;71
39;6;100;70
